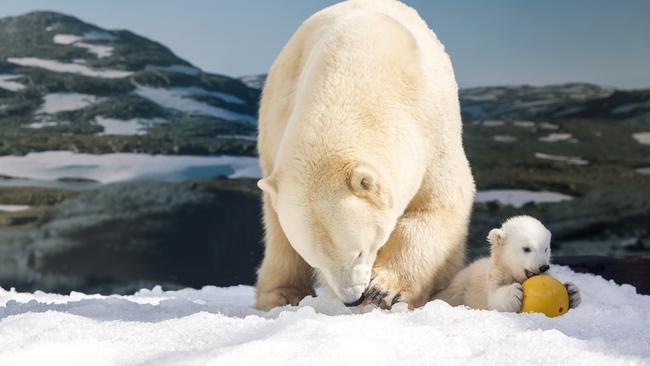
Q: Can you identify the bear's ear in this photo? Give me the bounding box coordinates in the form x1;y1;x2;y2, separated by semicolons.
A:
257;176;277;199
487;228;506;246
349;165;379;195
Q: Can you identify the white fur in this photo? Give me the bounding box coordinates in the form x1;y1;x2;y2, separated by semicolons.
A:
433;216;583;312
255;0;475;310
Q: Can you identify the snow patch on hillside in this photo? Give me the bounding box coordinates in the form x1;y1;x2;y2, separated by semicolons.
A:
7;57;131;78
475;190;573;208
145;64;201;76
53;33;114;58
0;151;261;183
0;266;648;365
95;116;166;136
0;205;30;212
632;132;650;145
37;93;98;114
535;152;589;166
135;85;255;123
0;74;26;91
539;133;572;142
493;135;517;143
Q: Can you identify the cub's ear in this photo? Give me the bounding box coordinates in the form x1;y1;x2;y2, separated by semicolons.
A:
257;176;277;199
349;165;379;195
487;228;506;246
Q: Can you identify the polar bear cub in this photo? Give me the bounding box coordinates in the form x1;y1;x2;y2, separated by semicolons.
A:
434;216;581;312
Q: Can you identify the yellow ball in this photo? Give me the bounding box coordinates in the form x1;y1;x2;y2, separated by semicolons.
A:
521;274;569;317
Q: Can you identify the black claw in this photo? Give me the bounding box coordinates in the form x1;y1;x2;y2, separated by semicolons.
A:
391;293;402;306
344;293;365;307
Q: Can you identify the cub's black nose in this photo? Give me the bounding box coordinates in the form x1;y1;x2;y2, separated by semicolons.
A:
539;265;550;273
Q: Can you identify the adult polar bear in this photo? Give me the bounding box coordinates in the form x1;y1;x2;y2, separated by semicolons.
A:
256;0;475;310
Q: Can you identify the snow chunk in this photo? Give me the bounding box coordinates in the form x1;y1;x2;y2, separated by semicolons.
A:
135;85;254;123
0;74;26;91
0;266;648;365
539;133;572;142
0;205;30;212
493;135;517;143
37;93;98;114
632;132;650;145
475;189;573;208
535;152;589;166
95;116;165;136
7;57;131;79
0;151;261;183
145;64;201;76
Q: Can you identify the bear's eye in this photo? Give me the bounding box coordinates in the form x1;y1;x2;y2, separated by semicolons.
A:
522;247;531;253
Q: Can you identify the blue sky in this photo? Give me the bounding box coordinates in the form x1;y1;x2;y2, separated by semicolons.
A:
2;0;649;88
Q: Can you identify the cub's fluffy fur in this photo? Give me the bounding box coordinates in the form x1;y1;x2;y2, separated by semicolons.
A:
434;216;581;312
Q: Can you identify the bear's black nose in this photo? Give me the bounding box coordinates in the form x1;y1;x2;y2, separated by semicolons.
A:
539;265;550;273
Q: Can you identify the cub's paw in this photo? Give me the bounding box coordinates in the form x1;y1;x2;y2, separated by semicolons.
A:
564;282;582;309
492;283;523;313
361;269;410;309
255;287;313;310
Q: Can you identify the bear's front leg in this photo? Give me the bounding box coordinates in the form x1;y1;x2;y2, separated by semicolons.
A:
255;198;315;310
564;282;581;309
362;208;467;309
488;283;523;312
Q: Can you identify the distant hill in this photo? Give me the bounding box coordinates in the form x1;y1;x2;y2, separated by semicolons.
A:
0;11;259;156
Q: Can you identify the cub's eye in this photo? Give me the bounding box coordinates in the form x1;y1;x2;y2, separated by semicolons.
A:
522;247;531;253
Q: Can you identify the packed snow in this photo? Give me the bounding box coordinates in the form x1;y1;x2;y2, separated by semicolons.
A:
0;151;261;183
37;93;98;114
0;74;26;91
7;57;131;79
94;116;166;136
535;152;589;166
145;64;201;76
539;133;572;142
134;85;255;123
0;266;648;365
632;132;650;145
493;135;517;143
0;205;30;212
475;189;573;208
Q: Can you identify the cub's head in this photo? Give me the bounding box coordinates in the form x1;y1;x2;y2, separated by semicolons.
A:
258;160;397;305
487;216;551;283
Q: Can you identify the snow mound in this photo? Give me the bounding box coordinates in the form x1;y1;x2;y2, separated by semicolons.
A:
0;266;648;365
